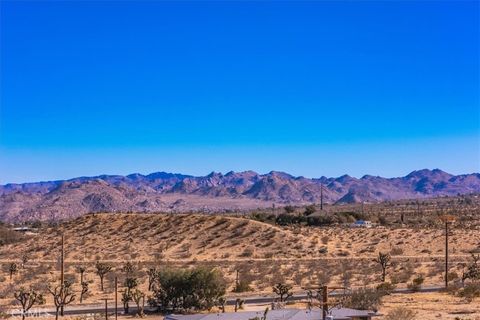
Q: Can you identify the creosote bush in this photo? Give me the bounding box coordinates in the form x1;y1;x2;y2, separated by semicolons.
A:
407;275;424;292
343;287;384;312
458;283;480;302
148;266;226;313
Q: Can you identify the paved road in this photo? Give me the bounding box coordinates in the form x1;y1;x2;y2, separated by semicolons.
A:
7;286;445;317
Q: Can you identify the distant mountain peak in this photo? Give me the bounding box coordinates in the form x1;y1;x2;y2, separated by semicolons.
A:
0;169;479;222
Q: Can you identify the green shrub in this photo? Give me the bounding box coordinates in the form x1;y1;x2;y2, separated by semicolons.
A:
148;267;226;312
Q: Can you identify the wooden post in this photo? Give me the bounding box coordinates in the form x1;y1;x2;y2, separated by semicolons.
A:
322;285;328;320
60;233;65;316
440;215;456;289
115;277;118;320
445;221;449;288
104;299;108;320
100;298;112;320
320;184;324;211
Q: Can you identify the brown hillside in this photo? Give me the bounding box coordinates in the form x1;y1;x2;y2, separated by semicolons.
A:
1;213;478;262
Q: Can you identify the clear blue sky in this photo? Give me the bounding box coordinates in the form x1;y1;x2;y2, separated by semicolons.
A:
0;1;479;183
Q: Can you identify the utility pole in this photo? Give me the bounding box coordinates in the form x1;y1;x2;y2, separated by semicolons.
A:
320;184;324;211
115;277;118;320
303;285;346;320
440;215;456;288
60;233;65;316
322;285;328;320
445;221;449;288
100;298;112;320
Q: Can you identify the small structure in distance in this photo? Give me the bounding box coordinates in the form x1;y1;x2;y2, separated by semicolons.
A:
350;220;373;228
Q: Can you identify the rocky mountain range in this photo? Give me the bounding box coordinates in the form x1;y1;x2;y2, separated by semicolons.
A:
1;169;479;222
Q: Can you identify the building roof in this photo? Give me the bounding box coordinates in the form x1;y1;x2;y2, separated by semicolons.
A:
165;307;375;320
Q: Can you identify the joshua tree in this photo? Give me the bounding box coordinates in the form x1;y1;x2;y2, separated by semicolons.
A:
95;262;112;291
131;289;145;317
48;281;76;320
376;252;391;282
146;268;158;291
234;298;244;312
120;290;129;312
14;288;45;320
122;277;138;313
340;264;352;289
21;254;29;269
249;308;269;320
9;262;18;280
272;283;293;302
217;297;226;313
121;260;139;313
463;253;480;284
122;262;135;276
261;307;269;320
76;266;86;285
80;282;89;303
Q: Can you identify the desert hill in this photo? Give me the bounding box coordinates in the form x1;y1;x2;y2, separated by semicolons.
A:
1;213;478;263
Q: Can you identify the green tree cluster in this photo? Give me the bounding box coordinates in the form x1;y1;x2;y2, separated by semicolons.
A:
148;267;226;312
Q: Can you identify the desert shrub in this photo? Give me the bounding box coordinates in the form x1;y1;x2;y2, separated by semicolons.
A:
458;283;480;302
446;283;463;296
334;213;356;223
384;307;417;320
378;216;388;226
391;262;415;284
240;247;254;257
462;253;479;283
376;281;396;295
306;215;333;226
0;284;15;299
148;267;226;312
284;206;295;214
335;211;367;223
448;271;459;282
304;205;316;216
343;287;384;311
249;212;275;223
233;279;253;293
275;214;306;226
0;226;23;246
390;247;403;256
407;275;424;292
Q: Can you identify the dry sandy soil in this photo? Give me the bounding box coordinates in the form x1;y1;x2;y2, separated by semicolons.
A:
0;213;479;313
379;292;480;319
